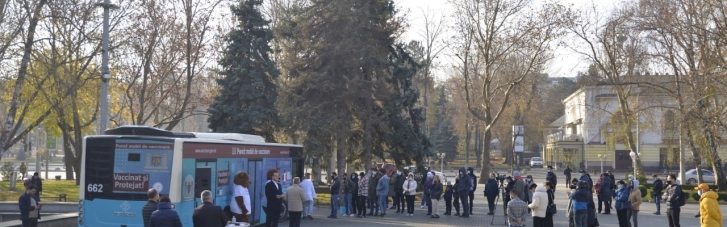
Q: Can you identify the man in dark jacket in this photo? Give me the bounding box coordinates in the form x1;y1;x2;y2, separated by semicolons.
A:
456;168;471;218
563;166;572;189
350;173;359;215
578;170;593;191
546;166;557;192
569;181;593;227
328;172;340;219
453;179;461;216
18;185;40;227
142;188;160;227
31;172;42;198
651;174;663;215
467;167;477;215
394;170;405;213
443;181;453;215
598;174;612;214
367;171;380;216
484;173;499;215
265;169;284;226
193;190;227;227
663;174;681;227
150;197;182;227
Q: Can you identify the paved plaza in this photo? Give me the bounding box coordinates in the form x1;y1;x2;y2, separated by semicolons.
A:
299;169;727;227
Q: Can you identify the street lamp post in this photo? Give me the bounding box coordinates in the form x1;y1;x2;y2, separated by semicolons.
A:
629;151;637;180
96;0;118;135
438;153;446;173
597;154;604;174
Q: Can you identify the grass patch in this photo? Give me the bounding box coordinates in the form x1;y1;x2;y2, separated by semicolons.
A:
0;180;80;202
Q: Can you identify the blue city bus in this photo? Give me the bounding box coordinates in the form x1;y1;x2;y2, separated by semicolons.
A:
78;126;303;226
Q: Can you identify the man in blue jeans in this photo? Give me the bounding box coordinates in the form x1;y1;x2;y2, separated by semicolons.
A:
651;174;663;215
376;169;390;217
569;181;593;227
328;172;340;219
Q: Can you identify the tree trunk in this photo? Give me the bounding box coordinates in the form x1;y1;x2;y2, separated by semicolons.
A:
465;116;471;168
364;99;372;172
312;154;322;185
478;119;492;184
475;126;482;168
684;120;703;183
337;133;346;195
701;120;726;190
0;0;47;162
62;130;74;180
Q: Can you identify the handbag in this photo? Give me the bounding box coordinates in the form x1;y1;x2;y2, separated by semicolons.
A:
547;203;557;214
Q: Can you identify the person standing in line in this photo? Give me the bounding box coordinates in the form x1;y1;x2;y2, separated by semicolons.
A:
528;185;548;227
430;175;443;218
443;181;453;215
423;172;434;215
142;188;160;227
356;172;369;218
420;167;430;209
453;178;462;216
563;166;572;189
342;173;355;217
508;189;528;227
651;174;663;215
546;166;557;192
327;172;340;219
388;170;397;212
367;170;380;216
503;176;514;215
544;181;556;227
285;177;308;227
18;185;41;227
524;175;534;206
512;172;526;205
376;169;390;217
265;169;285;226
484;173;499;215
614;180;632;227
230;172;252;222
594;175;602;214
300;173;317;220
662;174;682;227
467;167;477;215
31;172;42;198
598;173;612;214
628;180;642;227
607;170;616;209
694;183;722;227
394;170;406;214
403;173;418;216
350;173;359;216
193;190;227;227
578;170;593;191
149;196;182;227
457;168;471;218
568;181;592;227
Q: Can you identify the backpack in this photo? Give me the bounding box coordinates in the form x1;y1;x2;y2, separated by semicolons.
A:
678;186;686;206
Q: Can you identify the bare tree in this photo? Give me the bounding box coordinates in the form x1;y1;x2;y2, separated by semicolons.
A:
450;0;569;181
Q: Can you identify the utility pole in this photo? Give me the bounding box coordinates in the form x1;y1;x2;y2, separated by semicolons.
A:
97;0;117;135
678;122;685;184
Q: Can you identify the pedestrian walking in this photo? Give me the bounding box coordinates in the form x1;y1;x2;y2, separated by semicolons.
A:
528;185;548;227
628;180;642;227
143;189;160;227
285;178;308;227
150;196;182;227
695;183;722;227
402;173;418;216
376;169;390;217
19;162;27;179
193;190;227;227
328;172;340;219
508;189;528;227
301;173;317;220
457;168;471;218
357;172;369;218
598;173;612;214
662;174;682;227
484;173;499;215
467;167;477;215
564;166;572;189
18;185;41;227
614;180;632;227
430;175;443;218
231;172;252;222
651;174;663;215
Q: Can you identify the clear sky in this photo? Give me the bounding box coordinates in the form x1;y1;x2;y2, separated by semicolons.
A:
396;0;621;80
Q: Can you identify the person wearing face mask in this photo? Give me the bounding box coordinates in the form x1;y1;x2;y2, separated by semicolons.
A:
402;173;418;216
367;170;380;216
651;174;663;215
524;175;533;205
484;173;499;215
695;183;721;227
423;172;434;216
614;180;631;227
546;166;557;192
662;174;682;227
503;176;514;215
394;170;405;214
467;167;478;215
578;170;593;191
597;173;612;214
357;172;368;218
627;180;642;227
567;181;593;227
456;168;472;218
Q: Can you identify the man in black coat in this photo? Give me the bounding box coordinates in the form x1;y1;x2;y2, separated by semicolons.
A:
546;166;557;192
193;190;227;227
467;167;477;215
651;174;664;215
265;169;284;227
563;166;572;189
142;188;160;227
456;168;471;218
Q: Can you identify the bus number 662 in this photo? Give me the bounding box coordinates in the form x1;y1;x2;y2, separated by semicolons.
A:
87;184;104;192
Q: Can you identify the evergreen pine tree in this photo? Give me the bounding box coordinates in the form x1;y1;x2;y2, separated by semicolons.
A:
431;86;459;161
207;0;279;141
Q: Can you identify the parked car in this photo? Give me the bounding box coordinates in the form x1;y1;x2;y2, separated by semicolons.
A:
529;157;543;168
678;169;717;184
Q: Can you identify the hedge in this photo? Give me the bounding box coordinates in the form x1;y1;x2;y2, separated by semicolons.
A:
635;185;727;202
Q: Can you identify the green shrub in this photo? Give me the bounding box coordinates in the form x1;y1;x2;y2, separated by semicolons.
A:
1;161;17;181
690;191;701;201
638;185;647;198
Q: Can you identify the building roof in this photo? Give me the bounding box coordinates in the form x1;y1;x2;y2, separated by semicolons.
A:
549;115;566;128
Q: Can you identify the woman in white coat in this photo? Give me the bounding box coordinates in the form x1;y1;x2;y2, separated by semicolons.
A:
402;173;418;216
528;185;549;227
